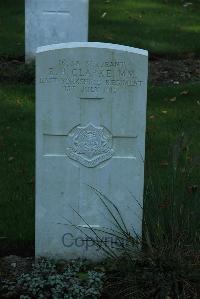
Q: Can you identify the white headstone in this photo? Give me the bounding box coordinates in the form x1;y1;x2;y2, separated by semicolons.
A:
25;0;89;62
36;42;148;261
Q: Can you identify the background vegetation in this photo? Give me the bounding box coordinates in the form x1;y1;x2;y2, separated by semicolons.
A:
0;0;200;58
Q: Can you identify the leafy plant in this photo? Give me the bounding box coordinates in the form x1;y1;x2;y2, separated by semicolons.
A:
1;259;104;299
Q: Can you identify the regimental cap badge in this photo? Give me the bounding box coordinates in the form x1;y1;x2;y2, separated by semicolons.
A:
67;123;114;167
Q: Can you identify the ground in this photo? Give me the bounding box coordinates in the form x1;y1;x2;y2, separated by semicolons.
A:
0;255;33;281
1;56;200;85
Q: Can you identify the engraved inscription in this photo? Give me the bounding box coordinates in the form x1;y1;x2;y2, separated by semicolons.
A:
39;59;144;95
66;123;114;167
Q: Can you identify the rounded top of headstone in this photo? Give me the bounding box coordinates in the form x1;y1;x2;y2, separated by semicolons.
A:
36;42;148;56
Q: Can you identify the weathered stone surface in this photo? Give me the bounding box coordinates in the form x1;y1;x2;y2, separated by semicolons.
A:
36;42;148;260
25;0;88;62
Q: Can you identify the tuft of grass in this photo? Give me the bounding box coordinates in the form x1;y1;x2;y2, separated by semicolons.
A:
70;146;199;298
78;137;199;298
144;134;200;251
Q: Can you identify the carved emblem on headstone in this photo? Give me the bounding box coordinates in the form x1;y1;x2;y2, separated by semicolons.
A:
67;123;114;167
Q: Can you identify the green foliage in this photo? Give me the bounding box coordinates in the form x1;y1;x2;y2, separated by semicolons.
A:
79;182;199;298
1;259;104;299
144;134;200;250
73;136;199;298
0;0;24;58
0;85;35;250
0;0;200;57
90;0;200;56
105;250;200;298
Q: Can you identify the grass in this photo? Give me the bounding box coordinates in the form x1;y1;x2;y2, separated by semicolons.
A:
0;84;35;254
84;184;199;298
147;84;200;164
0;0;24;59
90;0;200;56
145;84;200;249
0;0;200;58
0;83;199;255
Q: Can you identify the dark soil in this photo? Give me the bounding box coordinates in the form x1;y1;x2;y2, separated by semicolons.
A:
0;241;34;259
149;57;200;85
0;255;34;280
0;57;200;85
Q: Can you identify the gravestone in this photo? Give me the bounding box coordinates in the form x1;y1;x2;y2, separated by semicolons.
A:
36;42;148;260
25;0;89;62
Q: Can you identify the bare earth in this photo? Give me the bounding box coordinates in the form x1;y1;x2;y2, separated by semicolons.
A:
149;57;200;85
0;57;200;85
